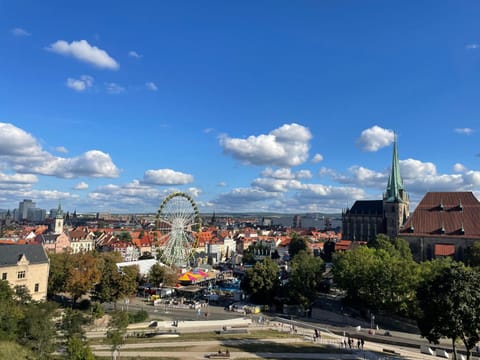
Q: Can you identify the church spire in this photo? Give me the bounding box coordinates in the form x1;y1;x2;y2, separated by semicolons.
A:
56;201;63;218
385;134;405;203
54;201;64;234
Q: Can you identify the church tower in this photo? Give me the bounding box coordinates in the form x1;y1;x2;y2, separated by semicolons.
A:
54;202;64;234
383;135;409;238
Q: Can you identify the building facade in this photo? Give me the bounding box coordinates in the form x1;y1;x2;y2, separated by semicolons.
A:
342;137;410;242
0;244;49;301
400;191;480;262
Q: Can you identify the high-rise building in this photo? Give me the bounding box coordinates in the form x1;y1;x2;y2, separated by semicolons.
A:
293;215;302;229
18;199;36;221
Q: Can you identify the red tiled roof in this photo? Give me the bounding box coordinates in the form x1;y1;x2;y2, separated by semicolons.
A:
401;192;480;238
335;240;352;251
434;244;455;256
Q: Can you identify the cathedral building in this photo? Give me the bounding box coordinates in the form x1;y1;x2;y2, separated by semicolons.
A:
342;137;410;242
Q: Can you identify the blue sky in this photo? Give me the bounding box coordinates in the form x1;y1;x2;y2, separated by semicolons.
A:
1;1;480;214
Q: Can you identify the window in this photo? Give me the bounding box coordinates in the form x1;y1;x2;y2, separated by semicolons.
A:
34;283;39;292
17;271;26;279
1;273;6;280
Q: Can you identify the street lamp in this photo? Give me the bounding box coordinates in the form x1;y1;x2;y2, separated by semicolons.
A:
370;314;375;330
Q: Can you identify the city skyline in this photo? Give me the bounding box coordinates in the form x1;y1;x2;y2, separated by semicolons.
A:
1;1;480;214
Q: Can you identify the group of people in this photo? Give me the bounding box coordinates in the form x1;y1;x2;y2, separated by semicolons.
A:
342;336;364;350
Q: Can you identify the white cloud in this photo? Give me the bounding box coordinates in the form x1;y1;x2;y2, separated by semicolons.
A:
356;125;395;152
55;146;69;154
339;165;387;188
0;123;44;158
186;187;202;198
87;180;171;212
11;27;30;37
46;40;119;70
105;82;125;94
312;153;324;163
463;171;480;186
128;50;142;58
454;127;474;135
261;168;295;180
23;150;121;179
73;181;89;190
0;123;120;179
466;44;479;49
261;167;312;180
318;167;338;178
297;183;366;201
212;188;281;212
453;163;467;173
145;82;158;91
143;169;194;185
296;170;312;179
219;123;312;167
66;75;94;92
252;178;303;192
217;181;227;187
0;172;37;184
400;158;437;178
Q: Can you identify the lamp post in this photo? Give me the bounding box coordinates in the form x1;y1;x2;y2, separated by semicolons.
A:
370;313;375;330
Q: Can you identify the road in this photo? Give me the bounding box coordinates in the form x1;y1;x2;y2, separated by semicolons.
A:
97;296;473;359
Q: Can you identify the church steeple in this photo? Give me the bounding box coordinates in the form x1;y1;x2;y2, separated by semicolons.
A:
385;134;406;203
383;134;410;238
54;201;64;234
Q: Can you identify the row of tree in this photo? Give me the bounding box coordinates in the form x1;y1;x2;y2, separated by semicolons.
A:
48;251;177;305
334;235;480;360
240;234;480;360
0;280;96;359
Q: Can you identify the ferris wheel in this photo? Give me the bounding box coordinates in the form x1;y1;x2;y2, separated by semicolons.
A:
156;192;201;267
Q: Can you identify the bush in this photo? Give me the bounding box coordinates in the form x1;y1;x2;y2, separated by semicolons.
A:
91;302;104;319
128;310;148;323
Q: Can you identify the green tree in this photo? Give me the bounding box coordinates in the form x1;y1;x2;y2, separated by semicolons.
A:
0;281;21;341
13;285;32;305
65;336;95;360
61;308;87;339
61;309;95;360
106;311;129;356
288;234;309;259
242;245;256;265
286;250;324;309
333;243;419;315
416;262;480;360
48;252;72;296
118;231;132;242
17;301;57;359
369;234;413;261
93;255;136;307
148;263;167;287
241;257;279;304
464;241;480;267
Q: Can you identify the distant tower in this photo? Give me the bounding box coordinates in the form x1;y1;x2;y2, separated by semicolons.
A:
293;215;302;229
54;202;64;234
383;135;410;238
18;199;35;221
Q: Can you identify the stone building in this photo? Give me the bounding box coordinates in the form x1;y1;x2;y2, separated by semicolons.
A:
342;137;410;242
399;191;480;262
0;244;49;301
